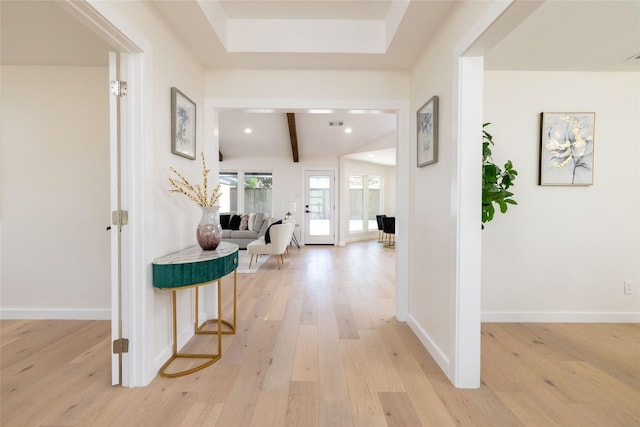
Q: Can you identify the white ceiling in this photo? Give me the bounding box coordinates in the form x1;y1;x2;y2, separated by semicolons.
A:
2;1;638;166
484;1;640;72
219;110;397;163
151;0;455;70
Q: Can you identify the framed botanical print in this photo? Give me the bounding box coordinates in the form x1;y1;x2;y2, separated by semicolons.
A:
539;112;595;185
417;96;439;167
171;87;196;160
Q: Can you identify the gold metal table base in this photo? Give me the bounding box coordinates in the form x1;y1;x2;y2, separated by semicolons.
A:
194;271;237;336
159;353;221;378
159;271;237;378
197;318;235;334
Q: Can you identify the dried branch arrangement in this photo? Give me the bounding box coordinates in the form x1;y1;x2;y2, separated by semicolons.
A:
169;152;222;207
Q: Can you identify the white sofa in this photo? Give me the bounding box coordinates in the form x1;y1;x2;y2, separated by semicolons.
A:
220;212;271;249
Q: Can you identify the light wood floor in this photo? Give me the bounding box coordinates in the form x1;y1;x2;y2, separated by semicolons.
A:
2;241;639;426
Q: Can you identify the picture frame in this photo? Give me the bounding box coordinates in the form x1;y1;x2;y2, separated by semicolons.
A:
417;95;439;167
539;112;595;186
171;87;196;160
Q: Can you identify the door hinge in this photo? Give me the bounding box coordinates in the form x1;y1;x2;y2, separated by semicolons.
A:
112;210;129;226
113;338;129;354
110;80;128;97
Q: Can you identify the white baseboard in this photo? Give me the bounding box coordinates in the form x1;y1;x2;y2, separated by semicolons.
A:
154;321;196;367
177;321;195;350
406;313;450;378
0;308;110;320
344;233;378;245
154;346;174;372
482;311;640;323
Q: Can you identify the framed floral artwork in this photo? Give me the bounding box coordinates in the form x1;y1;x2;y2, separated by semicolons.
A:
417;96;438;167
539;112;595;185
171;87;196;160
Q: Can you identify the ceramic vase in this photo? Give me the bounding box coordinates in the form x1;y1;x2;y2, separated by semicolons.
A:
196;205;222;250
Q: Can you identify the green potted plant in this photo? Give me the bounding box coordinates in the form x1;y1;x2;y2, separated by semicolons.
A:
482;123;518;227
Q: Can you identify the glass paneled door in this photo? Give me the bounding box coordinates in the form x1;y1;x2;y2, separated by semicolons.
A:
304;170;335;245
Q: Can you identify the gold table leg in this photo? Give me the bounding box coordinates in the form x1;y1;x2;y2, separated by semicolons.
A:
195;270;237;335
159;271;237;378
159;282;222;378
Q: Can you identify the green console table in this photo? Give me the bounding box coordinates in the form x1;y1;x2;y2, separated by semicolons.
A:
152;242;239;378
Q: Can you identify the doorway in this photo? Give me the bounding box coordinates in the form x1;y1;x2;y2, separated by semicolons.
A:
0;0;147;386
303;170;336;245
1;0;114;377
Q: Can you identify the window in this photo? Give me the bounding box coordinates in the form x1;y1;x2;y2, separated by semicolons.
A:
219;171;273;214
367;176;381;231
349;174;382;233
349;176;364;232
244;172;272;214
219;172;238;213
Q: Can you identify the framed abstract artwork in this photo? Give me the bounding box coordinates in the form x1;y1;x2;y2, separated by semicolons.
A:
417;96;438;167
171;87;196;160
539;112;595;185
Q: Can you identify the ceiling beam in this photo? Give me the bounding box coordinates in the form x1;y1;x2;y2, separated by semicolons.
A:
286;113;300;162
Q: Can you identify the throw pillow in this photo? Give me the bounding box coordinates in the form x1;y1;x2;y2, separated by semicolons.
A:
257;217;270;238
251;212;265;232
239;214;249;230
264;219;283;244
229;214;242;230
220;214;231;230
248;213;256;231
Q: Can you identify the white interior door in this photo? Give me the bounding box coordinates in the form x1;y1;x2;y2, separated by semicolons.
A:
108;52;122;385
303;170;335;245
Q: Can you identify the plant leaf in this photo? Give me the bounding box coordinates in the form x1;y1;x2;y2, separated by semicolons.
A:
481;123;517;227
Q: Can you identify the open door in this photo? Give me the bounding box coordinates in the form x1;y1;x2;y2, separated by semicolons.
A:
108;52;126;385
303;170;336;245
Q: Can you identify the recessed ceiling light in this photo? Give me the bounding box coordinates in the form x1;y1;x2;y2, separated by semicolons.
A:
345;128;353;134
244;128;252;134
309;109;334;114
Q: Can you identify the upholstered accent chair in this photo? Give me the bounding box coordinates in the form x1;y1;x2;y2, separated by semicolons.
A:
246;222;295;269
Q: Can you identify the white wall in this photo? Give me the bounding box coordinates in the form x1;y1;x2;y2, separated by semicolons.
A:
482;71;640;321
1;66;110;318
206;69;409;100
407;1;493;381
